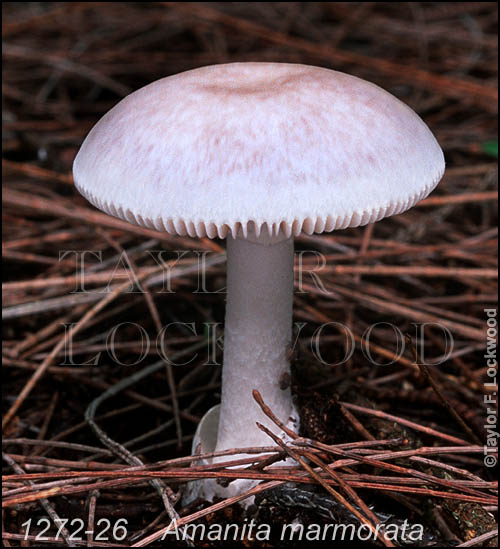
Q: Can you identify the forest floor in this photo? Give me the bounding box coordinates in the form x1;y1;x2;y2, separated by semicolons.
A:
2;3;498;547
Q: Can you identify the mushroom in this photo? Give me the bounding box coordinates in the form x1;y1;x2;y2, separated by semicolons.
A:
73;62;445;501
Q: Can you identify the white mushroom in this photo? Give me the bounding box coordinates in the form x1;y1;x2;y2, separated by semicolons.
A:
73;62;445;502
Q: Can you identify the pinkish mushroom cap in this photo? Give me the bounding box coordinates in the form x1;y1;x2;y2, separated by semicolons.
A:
73;62;444;239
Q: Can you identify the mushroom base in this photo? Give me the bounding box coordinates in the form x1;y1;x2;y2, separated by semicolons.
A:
182;404;299;506
183;234;299;506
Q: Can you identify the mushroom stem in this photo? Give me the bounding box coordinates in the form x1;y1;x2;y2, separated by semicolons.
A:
215;233;296;454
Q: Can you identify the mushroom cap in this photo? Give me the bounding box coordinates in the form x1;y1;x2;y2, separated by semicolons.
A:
73;62;444;239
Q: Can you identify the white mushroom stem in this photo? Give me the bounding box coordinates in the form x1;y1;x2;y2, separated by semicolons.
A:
214;233;296;454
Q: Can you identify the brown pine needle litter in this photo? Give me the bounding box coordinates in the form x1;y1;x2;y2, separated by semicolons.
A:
2;2;498;547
